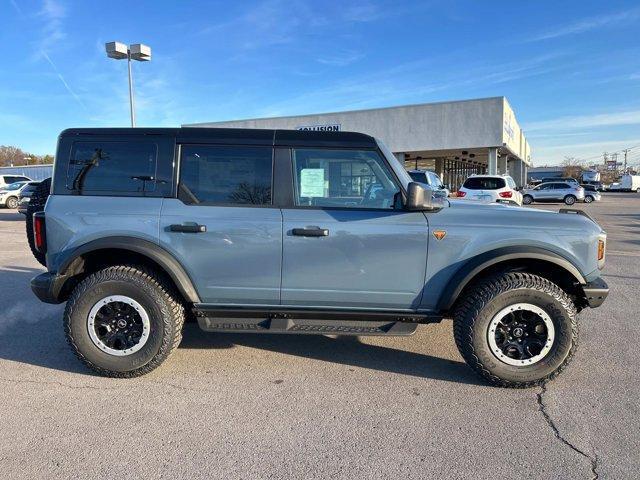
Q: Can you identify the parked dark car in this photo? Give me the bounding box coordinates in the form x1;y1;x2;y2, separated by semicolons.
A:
580;184;602;203
17;181;41;215
582;180;604;191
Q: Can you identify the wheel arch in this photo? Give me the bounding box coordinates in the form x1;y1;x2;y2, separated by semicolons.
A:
57;237;200;304
437;246;586;313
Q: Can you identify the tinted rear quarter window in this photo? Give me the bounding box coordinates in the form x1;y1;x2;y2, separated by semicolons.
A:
179;145;273;205
66;141;158;194
462;177;506;190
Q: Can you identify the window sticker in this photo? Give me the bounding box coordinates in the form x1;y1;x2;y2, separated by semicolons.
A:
300;168;325;197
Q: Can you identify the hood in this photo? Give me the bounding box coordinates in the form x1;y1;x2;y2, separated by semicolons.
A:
443;199;603;234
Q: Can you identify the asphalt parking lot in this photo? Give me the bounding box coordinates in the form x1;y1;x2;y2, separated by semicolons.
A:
0;193;638;479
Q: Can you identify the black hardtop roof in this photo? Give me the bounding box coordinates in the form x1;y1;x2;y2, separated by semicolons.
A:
59;127;377;148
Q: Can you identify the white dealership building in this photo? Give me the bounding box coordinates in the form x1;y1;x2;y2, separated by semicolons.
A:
185;96;532;189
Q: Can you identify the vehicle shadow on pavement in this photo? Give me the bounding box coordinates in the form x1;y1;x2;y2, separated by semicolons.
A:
0;266;90;375
0;212;26;222
179;324;484;386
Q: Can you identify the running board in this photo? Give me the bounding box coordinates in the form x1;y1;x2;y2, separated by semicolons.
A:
192;306;441;336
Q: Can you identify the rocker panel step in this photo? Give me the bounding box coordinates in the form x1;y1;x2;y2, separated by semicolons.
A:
196;317;418;336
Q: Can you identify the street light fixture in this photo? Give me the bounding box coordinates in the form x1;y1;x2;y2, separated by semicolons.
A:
105;41;152;127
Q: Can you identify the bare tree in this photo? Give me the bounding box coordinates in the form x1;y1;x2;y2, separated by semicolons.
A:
0;145;27;167
0;146;54;167
560;156;583;179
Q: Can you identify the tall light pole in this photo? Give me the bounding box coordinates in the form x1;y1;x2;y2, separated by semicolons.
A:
105;42;151;127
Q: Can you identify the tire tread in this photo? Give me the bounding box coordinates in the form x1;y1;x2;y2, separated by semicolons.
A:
453;272;578;388
64;265;185;378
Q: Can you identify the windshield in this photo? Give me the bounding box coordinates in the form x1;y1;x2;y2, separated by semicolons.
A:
376;138;411;188
4;182;25;191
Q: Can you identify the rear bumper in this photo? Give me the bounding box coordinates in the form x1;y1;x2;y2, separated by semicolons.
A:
581;277;609;308
31;271;67;304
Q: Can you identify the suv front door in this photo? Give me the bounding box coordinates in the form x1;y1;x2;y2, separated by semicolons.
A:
160;144;282;305
280;148;429;310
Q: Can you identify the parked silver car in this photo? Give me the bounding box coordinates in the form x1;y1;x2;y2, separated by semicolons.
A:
522;182;585;205
581;184;602;203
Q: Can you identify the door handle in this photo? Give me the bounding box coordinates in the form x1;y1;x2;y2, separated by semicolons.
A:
292;227;329;237
170;223;207;233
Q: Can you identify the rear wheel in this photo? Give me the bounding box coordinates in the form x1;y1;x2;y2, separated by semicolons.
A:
64;265;185;377
522;194;533;205
453;272;577;388
564;195;576;205
5;196;18;209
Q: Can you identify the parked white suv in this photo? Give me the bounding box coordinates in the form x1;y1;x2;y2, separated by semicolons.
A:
456;175;523;206
0;174;31;189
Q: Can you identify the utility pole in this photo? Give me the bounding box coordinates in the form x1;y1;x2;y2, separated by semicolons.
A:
622;149;630;172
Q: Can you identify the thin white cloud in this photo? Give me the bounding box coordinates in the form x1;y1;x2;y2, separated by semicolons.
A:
10;0;24;16
197;0;385;49
534;139;640;166
528;7;640;41
258;52;567;116
525;110;640;132
41;51;86;109
38;0;66;49
316;50;364;67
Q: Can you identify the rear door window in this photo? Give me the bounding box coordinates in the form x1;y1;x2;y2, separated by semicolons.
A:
462;177;506;190
67;141;158;194
178;145;273;205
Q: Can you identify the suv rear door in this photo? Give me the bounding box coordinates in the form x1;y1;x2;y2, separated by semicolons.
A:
159;143;282;305
280;147;428;310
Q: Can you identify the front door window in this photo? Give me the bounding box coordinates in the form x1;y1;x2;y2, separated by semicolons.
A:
292;149;400;209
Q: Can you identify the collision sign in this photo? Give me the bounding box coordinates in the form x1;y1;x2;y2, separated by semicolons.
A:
296;123;341;132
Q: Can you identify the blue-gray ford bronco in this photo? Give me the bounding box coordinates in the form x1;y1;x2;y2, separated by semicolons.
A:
30;128;609;387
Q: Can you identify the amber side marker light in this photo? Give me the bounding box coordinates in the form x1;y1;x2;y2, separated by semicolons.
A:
597;239;605;261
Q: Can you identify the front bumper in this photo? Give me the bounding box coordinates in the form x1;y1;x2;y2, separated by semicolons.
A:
581;277;609;308
31;272;68;304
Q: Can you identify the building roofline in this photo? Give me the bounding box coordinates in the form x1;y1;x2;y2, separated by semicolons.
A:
0;164;54;170
184;96;507;126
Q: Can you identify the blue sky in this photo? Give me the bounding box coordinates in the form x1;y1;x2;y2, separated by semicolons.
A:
1;0;639;166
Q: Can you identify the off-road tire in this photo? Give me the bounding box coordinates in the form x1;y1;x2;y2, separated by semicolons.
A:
563;195;576;205
584;195;594;203
25;177;51;267
64;265;185;377
453;272;578;388
5;196;18;209
522;194;533;205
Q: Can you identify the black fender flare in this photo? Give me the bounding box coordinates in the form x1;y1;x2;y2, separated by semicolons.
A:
437;246;586;312
57;236;200;303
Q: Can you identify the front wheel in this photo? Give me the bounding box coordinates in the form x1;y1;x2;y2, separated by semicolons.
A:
564;195;576;205
64;265;185;377
453;272;577;388
5;196;18;209
522;195;533;205
584;195;594;203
